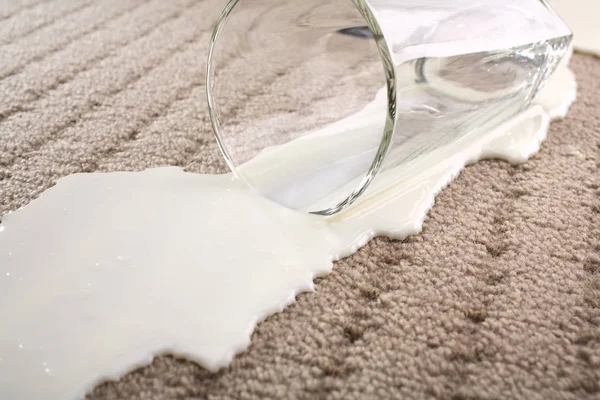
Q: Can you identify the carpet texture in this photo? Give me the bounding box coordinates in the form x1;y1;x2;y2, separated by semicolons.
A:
1;1;600;399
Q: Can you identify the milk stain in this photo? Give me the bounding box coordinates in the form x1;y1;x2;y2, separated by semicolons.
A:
0;5;596;398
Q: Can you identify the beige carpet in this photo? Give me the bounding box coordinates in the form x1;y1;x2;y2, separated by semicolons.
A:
1;1;600;399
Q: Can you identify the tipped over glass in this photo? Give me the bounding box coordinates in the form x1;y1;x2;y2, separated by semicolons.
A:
206;0;572;215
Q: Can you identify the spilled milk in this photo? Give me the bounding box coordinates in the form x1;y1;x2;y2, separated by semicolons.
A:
1;5;595;397
0;56;577;399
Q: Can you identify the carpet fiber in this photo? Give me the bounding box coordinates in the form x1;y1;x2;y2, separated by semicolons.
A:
1;1;599;399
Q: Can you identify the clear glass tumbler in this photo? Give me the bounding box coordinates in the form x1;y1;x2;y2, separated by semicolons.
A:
206;0;572;215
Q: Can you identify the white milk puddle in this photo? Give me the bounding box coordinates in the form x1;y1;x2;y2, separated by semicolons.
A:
0;171;341;399
1;6;595;398
0;58;576;400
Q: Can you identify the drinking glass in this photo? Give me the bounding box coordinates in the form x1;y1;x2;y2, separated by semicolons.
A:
206;0;571;215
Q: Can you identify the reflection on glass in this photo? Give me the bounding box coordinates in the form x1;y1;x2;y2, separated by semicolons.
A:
207;0;572;215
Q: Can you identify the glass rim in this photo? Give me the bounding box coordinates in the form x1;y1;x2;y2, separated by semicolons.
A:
205;0;398;216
